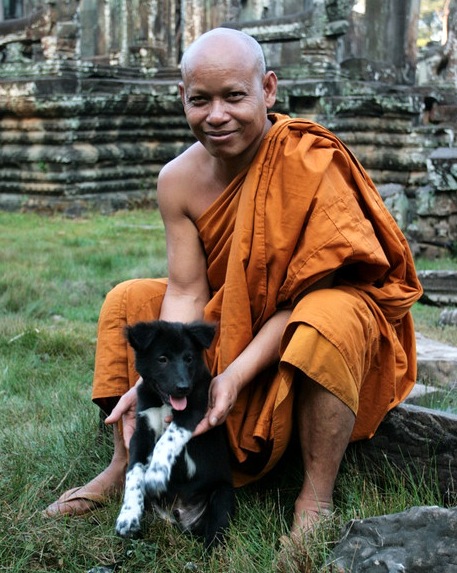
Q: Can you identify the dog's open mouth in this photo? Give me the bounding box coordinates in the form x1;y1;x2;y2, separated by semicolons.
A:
169;395;187;411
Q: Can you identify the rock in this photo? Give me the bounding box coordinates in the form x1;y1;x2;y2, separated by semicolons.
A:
348;404;457;505
377;183;410;231
329;506;457;573
439;308;457;326
416;331;457;386
418;270;457;305
427;147;457;192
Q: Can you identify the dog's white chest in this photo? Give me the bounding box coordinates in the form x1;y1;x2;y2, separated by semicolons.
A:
139;404;172;438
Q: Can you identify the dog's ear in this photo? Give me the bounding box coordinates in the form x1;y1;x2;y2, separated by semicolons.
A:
186;321;216;349
124;321;159;351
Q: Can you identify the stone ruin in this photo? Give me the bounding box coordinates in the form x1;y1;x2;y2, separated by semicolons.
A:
0;0;456;258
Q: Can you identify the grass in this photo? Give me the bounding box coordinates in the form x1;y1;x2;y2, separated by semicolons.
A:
0;210;449;572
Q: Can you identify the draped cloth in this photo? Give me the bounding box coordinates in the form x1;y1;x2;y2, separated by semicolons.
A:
197;113;423;486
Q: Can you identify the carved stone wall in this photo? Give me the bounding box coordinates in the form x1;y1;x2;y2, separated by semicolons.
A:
0;0;456;256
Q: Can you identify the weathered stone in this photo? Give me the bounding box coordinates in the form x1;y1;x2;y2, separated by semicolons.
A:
418;270;457;305
0;5;54;46
440;308;457;326
348;404;457;505
416;331;457;387
427;148;457;192
329;506;457;573
377;184;410;230
416;185;457;216
0;0;455;246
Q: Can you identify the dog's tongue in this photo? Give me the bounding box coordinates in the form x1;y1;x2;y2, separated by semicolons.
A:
170;395;187;411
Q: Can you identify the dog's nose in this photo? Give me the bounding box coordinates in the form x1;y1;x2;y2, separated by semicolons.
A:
175;381;190;395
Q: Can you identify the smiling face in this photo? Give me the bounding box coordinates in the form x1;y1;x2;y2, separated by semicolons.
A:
179;29;277;165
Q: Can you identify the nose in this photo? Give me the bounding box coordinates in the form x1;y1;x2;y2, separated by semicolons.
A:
175;380;190;395
206;99;228;124
175;372;191;395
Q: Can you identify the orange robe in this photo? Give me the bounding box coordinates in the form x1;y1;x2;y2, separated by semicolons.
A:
93;113;422;488
198;113;422;485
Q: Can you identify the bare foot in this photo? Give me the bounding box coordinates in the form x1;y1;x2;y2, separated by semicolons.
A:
275;498;334;573
43;461;126;517
290;495;334;539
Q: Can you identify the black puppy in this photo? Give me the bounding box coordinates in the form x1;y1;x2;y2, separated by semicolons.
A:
115;320;235;548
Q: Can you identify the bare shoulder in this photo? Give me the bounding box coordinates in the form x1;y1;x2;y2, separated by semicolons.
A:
157;143;218;222
158;143;207;189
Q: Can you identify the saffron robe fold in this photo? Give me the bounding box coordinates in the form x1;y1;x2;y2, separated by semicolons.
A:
197;113;422;485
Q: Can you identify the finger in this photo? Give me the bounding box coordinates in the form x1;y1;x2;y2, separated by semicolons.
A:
123;423;135;449
105;399;128;424
105;388;137;425
192;417;212;437
105;407;121;425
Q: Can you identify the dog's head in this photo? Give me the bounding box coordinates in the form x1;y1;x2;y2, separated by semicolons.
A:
125;320;216;410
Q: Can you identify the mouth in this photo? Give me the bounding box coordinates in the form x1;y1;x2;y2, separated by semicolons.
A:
169;395;187;411
153;387;186;410
154;385;188;411
205;130;236;141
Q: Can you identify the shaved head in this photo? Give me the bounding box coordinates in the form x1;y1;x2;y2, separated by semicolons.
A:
180;28;266;81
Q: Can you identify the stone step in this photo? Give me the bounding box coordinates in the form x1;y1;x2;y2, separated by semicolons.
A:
415;331;457;386
418;270;457;305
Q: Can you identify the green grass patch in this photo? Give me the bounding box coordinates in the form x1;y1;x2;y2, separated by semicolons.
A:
0;210;447;572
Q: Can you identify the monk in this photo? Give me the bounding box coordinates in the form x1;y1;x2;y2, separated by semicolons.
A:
45;27;422;542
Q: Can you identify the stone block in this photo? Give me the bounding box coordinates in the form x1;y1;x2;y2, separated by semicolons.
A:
427;147;457;191
348;403;457;505
377;183;409;230
330;506;457;573
418;270;457;305
416;331;457;386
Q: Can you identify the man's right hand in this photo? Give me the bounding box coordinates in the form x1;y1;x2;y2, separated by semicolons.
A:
105;381;140;448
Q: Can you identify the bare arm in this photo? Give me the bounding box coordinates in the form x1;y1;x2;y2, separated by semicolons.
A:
157;160;210;322
106;156;210;440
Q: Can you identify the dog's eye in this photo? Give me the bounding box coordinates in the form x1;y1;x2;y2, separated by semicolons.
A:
183;354;193;364
157;355;168;365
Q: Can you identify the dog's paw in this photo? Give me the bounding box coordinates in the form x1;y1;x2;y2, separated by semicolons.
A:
145;463;169;495
115;507;142;538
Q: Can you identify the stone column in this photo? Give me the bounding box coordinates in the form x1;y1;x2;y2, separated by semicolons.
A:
365;0;420;83
443;0;457;85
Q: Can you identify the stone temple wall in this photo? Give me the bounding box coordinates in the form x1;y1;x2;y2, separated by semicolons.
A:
0;0;456;257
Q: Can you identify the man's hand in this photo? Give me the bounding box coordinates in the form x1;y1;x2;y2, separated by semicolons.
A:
193;310;293;438
105;381;140;448
193;371;238;437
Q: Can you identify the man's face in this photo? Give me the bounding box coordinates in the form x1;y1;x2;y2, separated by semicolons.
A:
179;45;277;162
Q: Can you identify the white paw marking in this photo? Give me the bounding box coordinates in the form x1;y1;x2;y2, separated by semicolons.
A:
145;422;192;495
184;449;196;479
116;463;145;537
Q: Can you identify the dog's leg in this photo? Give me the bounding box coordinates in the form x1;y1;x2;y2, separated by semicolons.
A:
115;462;147;538
144;422;192;495
202;483;236;549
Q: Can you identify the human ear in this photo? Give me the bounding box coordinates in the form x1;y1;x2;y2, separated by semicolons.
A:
178;81;186;106
263;71;277;108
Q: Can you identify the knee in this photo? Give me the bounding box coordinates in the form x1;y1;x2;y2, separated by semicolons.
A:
100;278;166;325
99;280;138;319
103;279;139;306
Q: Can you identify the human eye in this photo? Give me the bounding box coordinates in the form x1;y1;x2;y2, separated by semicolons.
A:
226;91;246;102
187;94;207;106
